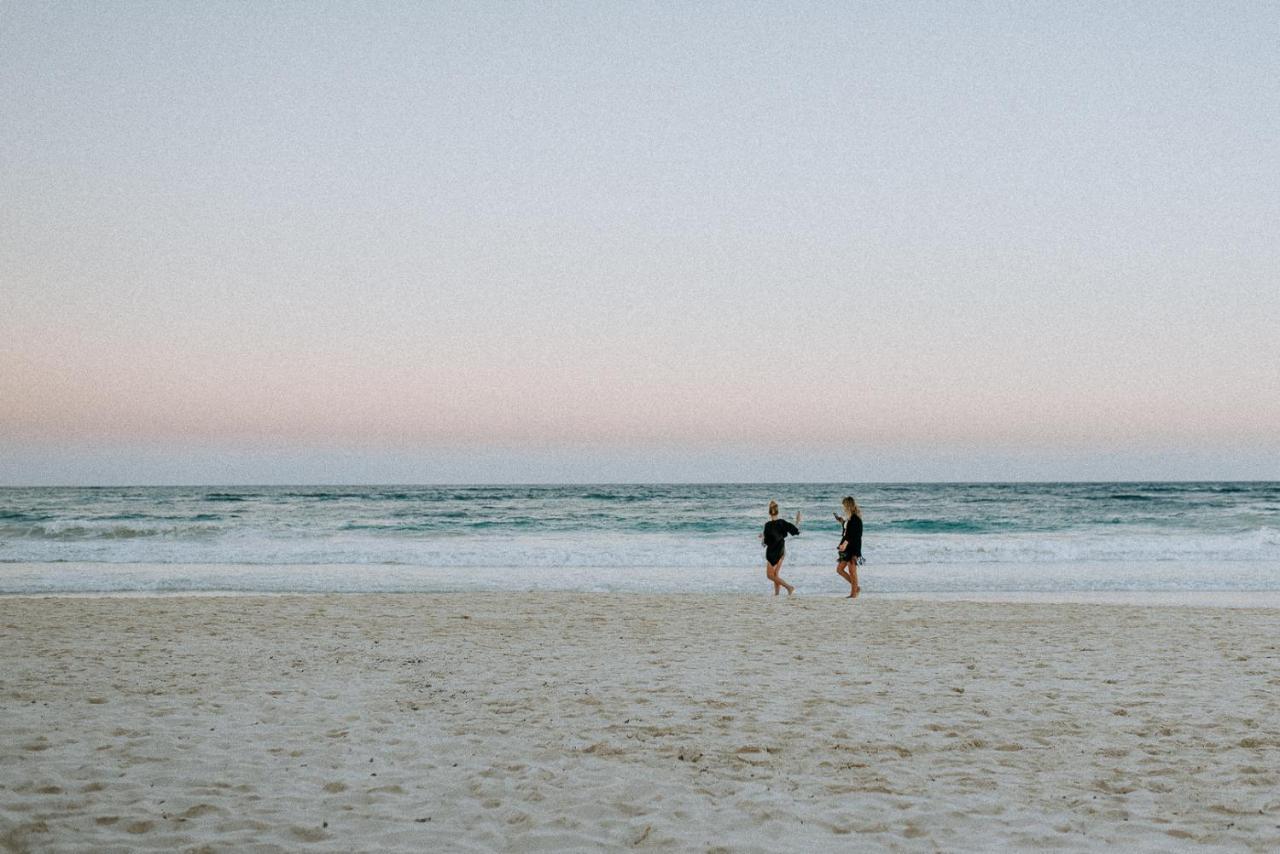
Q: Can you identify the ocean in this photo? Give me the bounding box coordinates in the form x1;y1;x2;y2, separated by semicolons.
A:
1;483;1277;596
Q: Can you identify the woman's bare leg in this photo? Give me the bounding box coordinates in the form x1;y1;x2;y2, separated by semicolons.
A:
770;558;795;595
836;560;855;595
766;562;781;595
849;563;860;598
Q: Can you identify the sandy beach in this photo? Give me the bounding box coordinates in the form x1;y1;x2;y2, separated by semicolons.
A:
2;593;1278;852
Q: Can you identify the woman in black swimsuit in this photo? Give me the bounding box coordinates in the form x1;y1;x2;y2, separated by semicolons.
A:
761;500;801;596
834;496;863;598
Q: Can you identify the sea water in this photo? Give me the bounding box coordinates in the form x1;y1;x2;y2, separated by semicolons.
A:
1;483;1277;595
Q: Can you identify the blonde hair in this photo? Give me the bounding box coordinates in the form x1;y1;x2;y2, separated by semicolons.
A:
842;496;861;519
768;500;779;517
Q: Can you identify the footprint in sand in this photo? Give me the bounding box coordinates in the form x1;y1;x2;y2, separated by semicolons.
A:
180;804;222;819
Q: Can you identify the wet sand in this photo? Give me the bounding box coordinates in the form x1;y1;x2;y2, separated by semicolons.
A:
2;593;1278;852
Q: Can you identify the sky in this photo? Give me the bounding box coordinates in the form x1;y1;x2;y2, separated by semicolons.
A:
2;2;1278;484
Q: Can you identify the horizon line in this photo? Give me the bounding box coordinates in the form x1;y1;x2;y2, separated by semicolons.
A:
2;479;1276;489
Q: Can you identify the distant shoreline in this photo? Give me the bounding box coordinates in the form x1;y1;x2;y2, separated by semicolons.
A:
4;582;1280;609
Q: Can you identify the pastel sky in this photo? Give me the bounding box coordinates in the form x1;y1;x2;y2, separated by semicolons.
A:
2;2;1278;484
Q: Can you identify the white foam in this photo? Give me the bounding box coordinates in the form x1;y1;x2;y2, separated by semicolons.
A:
2;560;1278;597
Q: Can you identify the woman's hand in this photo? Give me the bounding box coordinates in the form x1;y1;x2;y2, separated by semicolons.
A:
839;541;847;552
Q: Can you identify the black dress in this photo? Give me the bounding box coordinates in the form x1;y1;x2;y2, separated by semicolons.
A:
763;519;800;565
840;515;863;561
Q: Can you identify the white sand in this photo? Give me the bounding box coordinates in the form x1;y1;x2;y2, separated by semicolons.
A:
2;593;1278;852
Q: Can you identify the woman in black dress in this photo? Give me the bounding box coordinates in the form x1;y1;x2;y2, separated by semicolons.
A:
761;500;801;595
834;496;863;598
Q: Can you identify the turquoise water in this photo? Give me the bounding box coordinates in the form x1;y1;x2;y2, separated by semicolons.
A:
1;483;1278;593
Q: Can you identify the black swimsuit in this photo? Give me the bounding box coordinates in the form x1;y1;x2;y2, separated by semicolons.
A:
762;519;799;565
840;515;863;561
